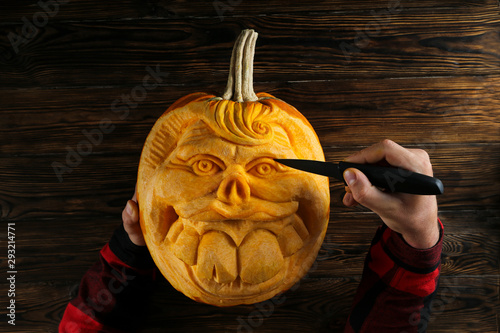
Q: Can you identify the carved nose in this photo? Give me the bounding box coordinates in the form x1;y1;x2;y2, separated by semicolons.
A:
217;173;251;205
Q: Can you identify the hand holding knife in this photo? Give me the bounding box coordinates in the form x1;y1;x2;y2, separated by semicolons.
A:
274;159;444;195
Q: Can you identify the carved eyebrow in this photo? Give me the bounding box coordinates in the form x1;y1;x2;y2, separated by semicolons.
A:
273;128;293;149
172;144;211;163
172;128;296;166
173;124;215;161
172;143;231;165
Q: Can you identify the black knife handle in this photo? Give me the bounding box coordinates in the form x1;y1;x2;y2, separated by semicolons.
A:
339;161;444;195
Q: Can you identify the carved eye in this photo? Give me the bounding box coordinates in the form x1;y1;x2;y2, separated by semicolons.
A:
248;159;277;178
191;157;222;176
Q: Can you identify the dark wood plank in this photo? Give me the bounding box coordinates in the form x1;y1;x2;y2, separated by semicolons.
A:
0;144;498;222
8;210;499;285
0;154;140;221
1;75;498;156
0;0;151;23
1;275;495;332
317;216;500;277
327;143;500;212
143;276;499;332
0;1;498;332
1;282;70;333
11;216;121;284
1;9;499;87
0;0;496;22
426;276;500;333
142;276;356;333
1;275;496;332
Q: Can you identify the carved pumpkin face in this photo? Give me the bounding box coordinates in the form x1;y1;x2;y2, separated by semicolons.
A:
137;30;329;306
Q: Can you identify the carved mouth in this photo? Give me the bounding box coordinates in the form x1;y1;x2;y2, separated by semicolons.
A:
163;214;309;286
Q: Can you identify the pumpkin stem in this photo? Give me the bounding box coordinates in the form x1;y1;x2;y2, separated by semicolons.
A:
222;29;259;102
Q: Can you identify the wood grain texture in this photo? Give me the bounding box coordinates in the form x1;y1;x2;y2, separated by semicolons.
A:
0;276;496;332
0;144;498;223
144;275;500;333
0;0;498;332
0;9;499;87
6;212;498;287
0;0;498;22
0;75;499;156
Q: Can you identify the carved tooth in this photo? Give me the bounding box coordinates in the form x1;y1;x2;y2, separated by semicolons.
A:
277;224;304;257
152;205;179;245
292;214;309;240
167;220;184;243
239;229;284;284
172;225;199;266
196;231;238;284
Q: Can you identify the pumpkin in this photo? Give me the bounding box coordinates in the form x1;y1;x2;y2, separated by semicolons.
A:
137;29;330;306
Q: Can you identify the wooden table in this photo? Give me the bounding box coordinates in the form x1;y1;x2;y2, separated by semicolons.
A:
0;1;499;332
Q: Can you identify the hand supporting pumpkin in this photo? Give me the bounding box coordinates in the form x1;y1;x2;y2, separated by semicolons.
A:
122;190;146;246
342;139;440;249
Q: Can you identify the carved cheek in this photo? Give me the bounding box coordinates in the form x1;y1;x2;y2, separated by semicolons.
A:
250;172;328;237
249;173;310;202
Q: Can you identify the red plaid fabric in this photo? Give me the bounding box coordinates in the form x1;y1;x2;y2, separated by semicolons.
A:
59;225;156;333
60;221;443;332
344;220;443;333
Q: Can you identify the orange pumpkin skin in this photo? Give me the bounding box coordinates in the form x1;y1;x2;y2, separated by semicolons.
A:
137;30;329;307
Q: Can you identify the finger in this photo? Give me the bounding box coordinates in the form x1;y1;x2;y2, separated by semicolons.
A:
122;199;146;246
132;185;137;202
342;191;358;207
122;200;137;224
406;148;433;176
345;139;419;172
343;168;397;214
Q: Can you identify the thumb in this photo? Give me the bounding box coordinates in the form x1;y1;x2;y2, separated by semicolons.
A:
343;168;393;213
122;199;146;246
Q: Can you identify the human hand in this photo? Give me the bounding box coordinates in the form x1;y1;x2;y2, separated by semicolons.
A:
121;189;146;246
342;139;440;249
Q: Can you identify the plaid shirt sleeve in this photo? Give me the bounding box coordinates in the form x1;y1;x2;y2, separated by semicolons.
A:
344;220;443;333
59;224;157;333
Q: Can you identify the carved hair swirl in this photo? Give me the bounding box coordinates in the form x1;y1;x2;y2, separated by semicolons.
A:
205;98;274;145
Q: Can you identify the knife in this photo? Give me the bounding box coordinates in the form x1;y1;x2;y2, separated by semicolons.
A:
274;159;444;195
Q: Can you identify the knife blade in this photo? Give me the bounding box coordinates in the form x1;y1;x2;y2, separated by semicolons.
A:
274;159;443;195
